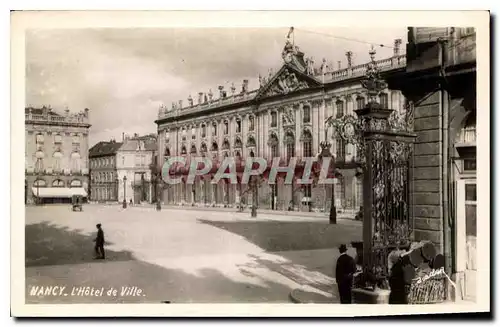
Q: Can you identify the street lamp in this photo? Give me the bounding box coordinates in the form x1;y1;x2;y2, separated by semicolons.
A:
318;140;337;224
122;176;127;208
156;173;162;211
115;178;119;202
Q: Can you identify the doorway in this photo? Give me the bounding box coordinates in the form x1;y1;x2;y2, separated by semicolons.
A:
456;178;477;301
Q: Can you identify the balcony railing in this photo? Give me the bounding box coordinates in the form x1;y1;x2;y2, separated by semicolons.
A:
25;112;90;124
157;54;407;120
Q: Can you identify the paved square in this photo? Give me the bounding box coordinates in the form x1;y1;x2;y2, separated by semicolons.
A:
25;205;361;303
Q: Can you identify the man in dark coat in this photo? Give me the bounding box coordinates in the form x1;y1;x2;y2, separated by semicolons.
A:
335;244;356;304
94;223;105;259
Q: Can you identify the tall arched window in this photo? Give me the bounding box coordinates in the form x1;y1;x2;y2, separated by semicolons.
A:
336;138;346;160
223;120;229;135
53;151;63;173
35;150;45;173
336;100;344;118
302;129;313;157
303;106;311;123
459;114;476;144
222;139;230;151
285;131;295;160
356;96;365;110
236;119;242;133
212;122;217;136
249;115;255;131
247;135;256;147
52;179;64;187
269;133;279;158
190;144;197;154
200;143;207;154
181;145;187;155
201;124;207;138
380;93;389;109
165;147;171;157
271;111;278;127
211;142;218;152
71;152;81;173
234;137;242;149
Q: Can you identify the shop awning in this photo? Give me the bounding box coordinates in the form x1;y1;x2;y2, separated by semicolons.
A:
31;187;88;198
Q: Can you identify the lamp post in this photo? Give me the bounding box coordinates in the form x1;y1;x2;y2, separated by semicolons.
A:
122;176;127;208
250;176;258;217
115;178;119;202
318;140;337;224
156;173;162;211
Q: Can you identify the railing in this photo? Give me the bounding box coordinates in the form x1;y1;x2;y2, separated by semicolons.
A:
25;112;90;124
158;55;407;120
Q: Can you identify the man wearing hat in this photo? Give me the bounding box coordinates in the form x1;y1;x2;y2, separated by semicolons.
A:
94;223;105;259
335;244;356;304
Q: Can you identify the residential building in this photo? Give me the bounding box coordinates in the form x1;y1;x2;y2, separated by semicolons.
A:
25;106;91;204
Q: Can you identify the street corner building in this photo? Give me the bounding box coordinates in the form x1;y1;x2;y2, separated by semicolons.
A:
154;36;408;213
25;106;91;205
88;134;157;205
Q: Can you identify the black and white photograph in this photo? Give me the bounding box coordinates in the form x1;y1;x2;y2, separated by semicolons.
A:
10;10;490;317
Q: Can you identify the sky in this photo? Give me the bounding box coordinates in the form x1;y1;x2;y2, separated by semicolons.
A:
25;27;407;147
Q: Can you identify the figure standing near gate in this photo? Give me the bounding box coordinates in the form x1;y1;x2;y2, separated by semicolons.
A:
335;244;356;303
94;223;105;259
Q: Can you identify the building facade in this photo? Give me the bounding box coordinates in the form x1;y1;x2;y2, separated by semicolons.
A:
89;134;157;204
388;27;477;301
25;106;91;204
155;38;408;213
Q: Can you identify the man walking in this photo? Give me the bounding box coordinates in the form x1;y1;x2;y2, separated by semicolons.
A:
335;244;356;304
94;223;105;259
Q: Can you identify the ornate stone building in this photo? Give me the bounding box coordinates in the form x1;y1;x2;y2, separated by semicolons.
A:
155;39;407;213
25;106;90;204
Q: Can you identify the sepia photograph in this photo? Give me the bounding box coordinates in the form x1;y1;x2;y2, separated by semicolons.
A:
10;10;490;317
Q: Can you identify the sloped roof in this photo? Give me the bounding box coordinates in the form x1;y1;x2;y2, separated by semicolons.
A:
89;141;123;158
118;139;157;152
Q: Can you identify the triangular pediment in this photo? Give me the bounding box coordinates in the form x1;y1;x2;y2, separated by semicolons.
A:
256;64;322;99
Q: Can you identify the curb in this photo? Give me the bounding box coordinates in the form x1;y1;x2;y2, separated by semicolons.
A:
289;287;335;304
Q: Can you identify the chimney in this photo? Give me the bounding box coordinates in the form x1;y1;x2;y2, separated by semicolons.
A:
345;51;353;68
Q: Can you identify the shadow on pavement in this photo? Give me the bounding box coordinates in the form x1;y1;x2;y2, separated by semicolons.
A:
198;219;362;252
25;221;135;267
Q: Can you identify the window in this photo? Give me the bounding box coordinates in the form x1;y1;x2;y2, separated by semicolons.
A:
212;122;217;136
181;146;187;155
36;133;44;144
72;135;80;144
54;134;62;144
182;128;187;141
247;136;256;147
459;115;476;144
211;142;218;152
200;143;207;154
234;137;242;149
190;145;197;154
336;101;344;118
191;127;196;140
224;121;229;135
356;177;363;207
135;155;141;166
222;140;230;150
304;185;312;197
249;116;255;131
336;138;346;160
336;176;346;208
356;97;365;110
35;151;44;173
53;151;63;172
380;93;388;109
71;152;81;173
303;132;312;158
52;179;64;187
271;144;279;158
70;179;82;187
271;112;277;127
33;179;46;187
201;124;207;138
236;119;242;133
303;106;311;123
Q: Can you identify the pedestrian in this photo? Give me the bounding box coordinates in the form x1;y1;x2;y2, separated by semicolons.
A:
94;223;105;259
129;199;133;206
335;244;356;304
